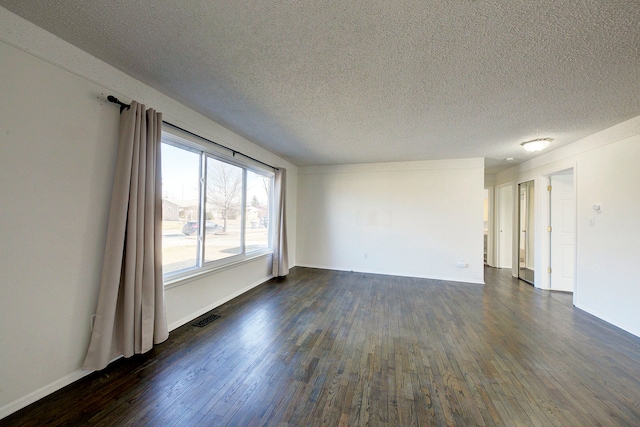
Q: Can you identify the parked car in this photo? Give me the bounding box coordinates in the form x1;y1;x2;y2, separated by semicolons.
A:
182;221;223;235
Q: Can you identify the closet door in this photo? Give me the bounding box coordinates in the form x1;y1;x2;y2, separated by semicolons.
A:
518;181;535;284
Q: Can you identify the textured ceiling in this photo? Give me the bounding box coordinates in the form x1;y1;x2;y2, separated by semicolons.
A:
2;1;639;172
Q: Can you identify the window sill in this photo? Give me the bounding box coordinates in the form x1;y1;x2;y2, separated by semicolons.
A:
163;250;273;290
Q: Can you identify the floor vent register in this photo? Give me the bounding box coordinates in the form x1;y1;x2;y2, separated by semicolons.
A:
192;314;221;327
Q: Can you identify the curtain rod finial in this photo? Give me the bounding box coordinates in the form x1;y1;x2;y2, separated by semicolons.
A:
107;95;130;113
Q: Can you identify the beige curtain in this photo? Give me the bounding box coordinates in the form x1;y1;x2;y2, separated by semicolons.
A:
272;168;289;277
83;101;169;371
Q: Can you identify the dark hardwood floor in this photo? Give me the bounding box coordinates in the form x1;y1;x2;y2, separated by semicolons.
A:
3;267;640;426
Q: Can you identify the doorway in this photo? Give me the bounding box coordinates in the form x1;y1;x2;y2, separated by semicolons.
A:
518;181;535;284
549;170;575;292
496;183;513;269
484;189;489;265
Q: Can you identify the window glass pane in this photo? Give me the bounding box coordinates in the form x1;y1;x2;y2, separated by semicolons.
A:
161;143;200;274
246;171;270;252
205;157;243;262
160;130;275;281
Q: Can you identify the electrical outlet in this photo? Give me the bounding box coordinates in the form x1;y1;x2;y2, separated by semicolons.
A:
588;216;595;226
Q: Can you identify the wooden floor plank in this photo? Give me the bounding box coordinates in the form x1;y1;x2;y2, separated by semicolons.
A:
3;266;640;426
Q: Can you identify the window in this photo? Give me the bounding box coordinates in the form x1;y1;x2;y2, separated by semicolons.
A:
205;157;243;262
245;170;270;251
160;130;273;281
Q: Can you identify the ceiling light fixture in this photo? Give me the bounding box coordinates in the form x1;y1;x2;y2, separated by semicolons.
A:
521;138;552;152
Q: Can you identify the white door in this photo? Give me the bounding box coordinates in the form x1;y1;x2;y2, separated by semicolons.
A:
550;173;575;292
497;184;513;268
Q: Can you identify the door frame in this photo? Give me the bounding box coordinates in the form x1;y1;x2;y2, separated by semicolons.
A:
548;169;576;292
539;166;578;303
484;186;495;267
494;182;514;270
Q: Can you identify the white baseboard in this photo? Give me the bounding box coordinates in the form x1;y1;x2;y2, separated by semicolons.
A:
0;369;92;421
295;263;485;285
1;276;273;421
168;275;273;331
575;303;640;339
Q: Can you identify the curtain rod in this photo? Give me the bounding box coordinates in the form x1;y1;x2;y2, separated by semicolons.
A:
107;96;279;171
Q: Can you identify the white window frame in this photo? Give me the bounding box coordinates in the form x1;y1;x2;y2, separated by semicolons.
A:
161;127;275;288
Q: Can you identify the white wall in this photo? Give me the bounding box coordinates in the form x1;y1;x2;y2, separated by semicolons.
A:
0;7;296;417
297;159;485;283
496;115;640;338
